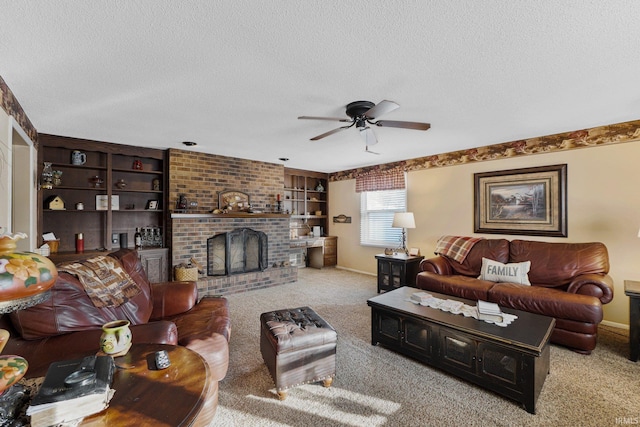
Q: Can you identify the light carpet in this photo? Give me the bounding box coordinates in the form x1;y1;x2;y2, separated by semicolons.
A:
213;267;639;426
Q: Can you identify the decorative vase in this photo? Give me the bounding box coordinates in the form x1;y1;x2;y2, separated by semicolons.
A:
100;320;132;355
41;162;54;189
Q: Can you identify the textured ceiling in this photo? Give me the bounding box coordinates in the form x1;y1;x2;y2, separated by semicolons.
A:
1;1;639;173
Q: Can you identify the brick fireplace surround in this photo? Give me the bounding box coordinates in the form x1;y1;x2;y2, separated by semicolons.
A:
169;149;297;296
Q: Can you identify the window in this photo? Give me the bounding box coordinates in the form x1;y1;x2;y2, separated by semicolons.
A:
360;188;407;247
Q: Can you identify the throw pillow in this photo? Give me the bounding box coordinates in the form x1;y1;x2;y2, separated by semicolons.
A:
478;257;531;285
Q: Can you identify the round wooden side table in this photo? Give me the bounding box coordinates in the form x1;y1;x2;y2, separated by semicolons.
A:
81;343;210;426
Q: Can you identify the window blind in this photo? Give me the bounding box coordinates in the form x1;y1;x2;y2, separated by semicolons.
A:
360;188;407;247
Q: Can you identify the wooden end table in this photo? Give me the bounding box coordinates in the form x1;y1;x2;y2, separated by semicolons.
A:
81;344;210;426
375;254;424;293
624;280;640;362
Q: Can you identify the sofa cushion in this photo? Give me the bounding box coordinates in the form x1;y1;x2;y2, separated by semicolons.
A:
448;239;510;277
487;282;603;324
478;257;531;285
9;249;154;340
416;272;495;301
509;240;610;287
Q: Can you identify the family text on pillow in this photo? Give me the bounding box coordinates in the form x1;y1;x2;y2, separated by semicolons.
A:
478;257;531;285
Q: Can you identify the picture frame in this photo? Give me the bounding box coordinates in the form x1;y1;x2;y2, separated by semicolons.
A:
474;164;567;237
409;247;421;256
146;200;158;210
96;195;119;211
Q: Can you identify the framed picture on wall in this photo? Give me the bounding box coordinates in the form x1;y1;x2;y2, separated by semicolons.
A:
474;164;567;237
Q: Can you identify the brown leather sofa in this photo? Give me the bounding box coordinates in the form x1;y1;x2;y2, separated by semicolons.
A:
0;249;230;426
416;238;613;354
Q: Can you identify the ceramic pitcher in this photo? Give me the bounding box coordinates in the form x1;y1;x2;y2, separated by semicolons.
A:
100;320;132;354
71;150;86;165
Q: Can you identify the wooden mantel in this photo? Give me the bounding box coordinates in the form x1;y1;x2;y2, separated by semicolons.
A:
171;212;290;219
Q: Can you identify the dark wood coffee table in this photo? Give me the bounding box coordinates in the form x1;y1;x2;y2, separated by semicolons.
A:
367;287;555;414
80;344;210;426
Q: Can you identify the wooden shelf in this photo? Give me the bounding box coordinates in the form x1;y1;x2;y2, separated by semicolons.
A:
38;134;168;256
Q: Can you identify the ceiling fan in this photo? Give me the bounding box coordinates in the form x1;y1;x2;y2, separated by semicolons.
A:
298;100;430;154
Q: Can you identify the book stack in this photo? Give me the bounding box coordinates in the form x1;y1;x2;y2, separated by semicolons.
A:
27;356;115;427
476;300;504;323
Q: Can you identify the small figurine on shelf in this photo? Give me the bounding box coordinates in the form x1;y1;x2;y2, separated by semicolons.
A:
115;179;126;189
52;170;63;186
132;159;143;170
177;194;188;211
152;178;160;191
316;181;324;192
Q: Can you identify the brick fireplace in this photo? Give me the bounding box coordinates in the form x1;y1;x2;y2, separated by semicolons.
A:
168;149;297;296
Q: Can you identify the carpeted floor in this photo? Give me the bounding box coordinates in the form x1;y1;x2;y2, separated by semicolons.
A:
213;267;639;426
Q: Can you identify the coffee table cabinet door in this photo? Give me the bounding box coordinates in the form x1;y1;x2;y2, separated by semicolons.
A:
402;318;434;362
440;331;477;372
478;343;521;386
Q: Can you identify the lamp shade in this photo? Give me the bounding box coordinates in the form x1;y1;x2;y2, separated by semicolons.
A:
392;212;415;229
0;232;57;313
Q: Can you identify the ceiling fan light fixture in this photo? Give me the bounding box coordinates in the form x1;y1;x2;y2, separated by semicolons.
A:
359;126;378;146
182;141;197;147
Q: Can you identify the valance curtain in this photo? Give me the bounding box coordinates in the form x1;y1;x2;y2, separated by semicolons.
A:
355;168;405;192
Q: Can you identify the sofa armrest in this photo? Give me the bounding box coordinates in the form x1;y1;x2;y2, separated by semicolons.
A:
419;256;453;275
566;273;614;304
150;281;199;320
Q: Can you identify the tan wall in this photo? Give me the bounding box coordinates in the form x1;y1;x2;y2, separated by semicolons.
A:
329;141;640;326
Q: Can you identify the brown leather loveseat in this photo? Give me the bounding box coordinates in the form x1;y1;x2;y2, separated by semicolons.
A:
0;248;230;426
416;238;613;354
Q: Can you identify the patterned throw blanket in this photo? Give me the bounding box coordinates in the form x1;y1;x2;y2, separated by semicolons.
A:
434;235;484;263
58;256;141;308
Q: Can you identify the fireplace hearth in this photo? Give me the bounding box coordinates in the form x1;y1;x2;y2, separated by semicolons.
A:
207;228;268;276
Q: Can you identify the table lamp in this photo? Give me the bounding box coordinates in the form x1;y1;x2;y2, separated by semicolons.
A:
392;212;415;255
0;229;57;421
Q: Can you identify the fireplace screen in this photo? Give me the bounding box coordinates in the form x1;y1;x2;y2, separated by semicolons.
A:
207;228;268;276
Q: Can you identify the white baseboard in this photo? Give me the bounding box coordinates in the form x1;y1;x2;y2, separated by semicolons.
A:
601;319;629;330
335;266;376;277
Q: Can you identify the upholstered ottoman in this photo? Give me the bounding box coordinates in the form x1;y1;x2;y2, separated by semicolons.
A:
260;306;337;400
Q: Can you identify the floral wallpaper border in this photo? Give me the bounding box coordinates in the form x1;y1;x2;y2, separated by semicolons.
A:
0;75;38;144
330;119;640;181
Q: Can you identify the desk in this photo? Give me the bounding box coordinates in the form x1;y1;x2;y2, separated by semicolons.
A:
81;344;210;426
624;280;640;362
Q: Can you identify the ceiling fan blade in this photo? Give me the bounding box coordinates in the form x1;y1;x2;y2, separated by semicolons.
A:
364;100;400;119
310;126;350;141
375;120;431;131
298;116;351;122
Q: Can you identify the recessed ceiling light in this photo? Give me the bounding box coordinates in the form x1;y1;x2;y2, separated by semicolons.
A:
278;157;289;162
182;141;197;146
